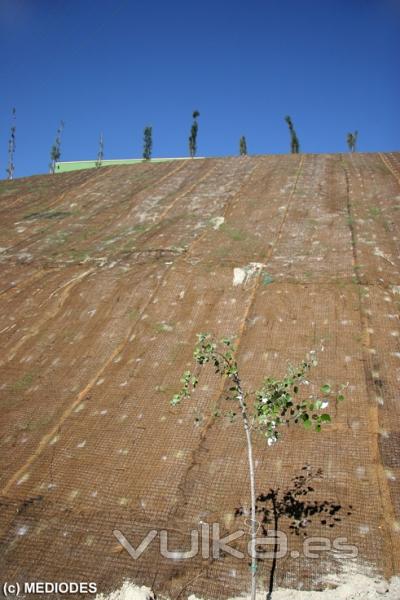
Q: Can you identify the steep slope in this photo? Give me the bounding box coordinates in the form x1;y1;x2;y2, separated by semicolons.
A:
0;154;400;598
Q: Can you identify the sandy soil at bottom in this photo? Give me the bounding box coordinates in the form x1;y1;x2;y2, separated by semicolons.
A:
95;575;400;600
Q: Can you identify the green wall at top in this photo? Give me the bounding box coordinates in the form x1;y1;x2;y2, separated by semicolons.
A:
55;157;195;173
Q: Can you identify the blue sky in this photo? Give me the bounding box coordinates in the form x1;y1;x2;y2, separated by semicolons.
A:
0;0;399;178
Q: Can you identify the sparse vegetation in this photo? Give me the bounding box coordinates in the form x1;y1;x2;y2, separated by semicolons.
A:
69;249;89;263
171;333;345;600
155;322;174;333
127;308;140;321
11;372;35;392
23;209;71;221
368;206;381;218
221;223;247;241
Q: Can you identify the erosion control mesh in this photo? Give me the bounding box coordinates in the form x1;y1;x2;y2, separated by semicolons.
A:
0;154;399;598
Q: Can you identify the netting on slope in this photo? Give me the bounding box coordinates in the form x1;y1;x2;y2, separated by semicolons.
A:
0;154;399;599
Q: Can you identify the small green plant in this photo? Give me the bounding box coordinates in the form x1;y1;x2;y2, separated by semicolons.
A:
239;135;248;156
368;206;381;218
155;321;174;333
171;333;345;599
143;126;152;160
11;372;35;392
189;110;200;158
284;115;300;154
49;120;64;174
127;308;139;321
221;223;247;241
69;249;89;263
347;130;358;152
261;272;274;285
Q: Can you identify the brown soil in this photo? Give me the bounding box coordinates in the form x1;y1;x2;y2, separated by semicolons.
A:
0;154;399;599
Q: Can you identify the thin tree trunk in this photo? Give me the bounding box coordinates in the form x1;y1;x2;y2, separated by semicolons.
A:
234;375;257;600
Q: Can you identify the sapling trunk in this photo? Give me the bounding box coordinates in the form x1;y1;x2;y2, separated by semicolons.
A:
234;373;257;600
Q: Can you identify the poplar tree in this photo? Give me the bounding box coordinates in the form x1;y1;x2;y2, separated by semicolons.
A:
285;115;300;154
347;130;358;152
6;107;16;180
189;110;200;158
143;126;152;160
239;135;247;156
95;132;104;168
49;120;64;174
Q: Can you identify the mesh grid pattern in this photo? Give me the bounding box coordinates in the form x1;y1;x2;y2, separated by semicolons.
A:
0;154;399;598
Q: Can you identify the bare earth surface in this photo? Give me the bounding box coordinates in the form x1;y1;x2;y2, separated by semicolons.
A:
0;154;400;599
96;575;400;599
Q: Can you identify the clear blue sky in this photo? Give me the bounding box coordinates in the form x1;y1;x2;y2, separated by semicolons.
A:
0;0;399;178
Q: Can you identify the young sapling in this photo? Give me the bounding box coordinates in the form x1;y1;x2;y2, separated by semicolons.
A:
171;333;345;599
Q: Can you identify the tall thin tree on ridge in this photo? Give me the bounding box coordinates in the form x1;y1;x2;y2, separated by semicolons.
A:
143;126;153;160
285;115;300;154
95;132;104;168
189;110;200;158
347;130;358;152
6;107;16;180
239;135;247;156
49;120;64;174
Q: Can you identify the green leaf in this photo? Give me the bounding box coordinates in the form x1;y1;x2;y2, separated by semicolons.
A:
320;413;331;422
170;394;182;406
337;394;345;402
321;384;331;394
303;418;312;430
262;272;274;286
180;371;191;385
227;410;237;422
